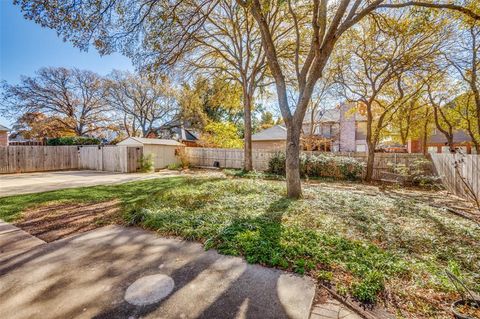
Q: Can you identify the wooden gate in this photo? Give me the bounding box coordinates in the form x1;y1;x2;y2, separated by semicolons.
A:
78;146;143;173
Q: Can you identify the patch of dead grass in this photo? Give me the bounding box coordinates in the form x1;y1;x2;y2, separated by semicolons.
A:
14;199;121;242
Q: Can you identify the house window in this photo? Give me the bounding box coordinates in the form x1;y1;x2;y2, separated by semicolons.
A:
355;122;367;140
322;124;332;138
356;144;366;152
427;146;437;153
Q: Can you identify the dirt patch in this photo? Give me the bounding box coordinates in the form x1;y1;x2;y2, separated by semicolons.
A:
14;200;121;242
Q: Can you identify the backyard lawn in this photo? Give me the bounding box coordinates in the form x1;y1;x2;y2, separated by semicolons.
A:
1;174;479;318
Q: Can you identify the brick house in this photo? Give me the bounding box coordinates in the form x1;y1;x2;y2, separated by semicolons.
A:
251;125;287;150
0;124;10;146
252;103;369;152
408;129;476;154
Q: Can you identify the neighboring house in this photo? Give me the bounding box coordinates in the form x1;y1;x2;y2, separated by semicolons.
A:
7;131;46;145
408;129;476;154
147;122;200;147
304;102;368;152
251;125;287;150
252;102;368;152
0;124;10;146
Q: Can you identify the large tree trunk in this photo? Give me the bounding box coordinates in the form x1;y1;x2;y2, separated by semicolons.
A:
422;126;429;156
285;124;302;198
422;109;430;155
243;94;253;171
446;135;455;153
365;142;375;182
365;101;375;182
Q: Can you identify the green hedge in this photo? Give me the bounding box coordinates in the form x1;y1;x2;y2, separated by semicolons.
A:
47;137;101;146
268;152;365;181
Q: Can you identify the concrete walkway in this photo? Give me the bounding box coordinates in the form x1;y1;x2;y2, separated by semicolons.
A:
310;300;362;319
0;170;183;197
0;221;45;262
0;225;316;319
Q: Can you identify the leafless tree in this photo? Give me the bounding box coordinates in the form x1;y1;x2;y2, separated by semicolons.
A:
105;71;178;137
1;67;110;136
177;0;275;170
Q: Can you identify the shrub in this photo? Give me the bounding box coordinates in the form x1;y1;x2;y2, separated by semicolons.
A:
47;136;101;145
176;148;190;168
268;152;364;180
412;175;442;188
388;158;440;188
267;152;286;175
138;154;154;172
351;271;385;303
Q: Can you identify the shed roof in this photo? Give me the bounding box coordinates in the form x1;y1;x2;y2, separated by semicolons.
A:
252;125;287;141
118;137;184;146
0;124;10;132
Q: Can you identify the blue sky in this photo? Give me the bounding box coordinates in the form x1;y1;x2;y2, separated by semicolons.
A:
0;1;134;127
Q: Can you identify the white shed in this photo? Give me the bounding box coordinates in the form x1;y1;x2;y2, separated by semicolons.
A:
117;137;185;169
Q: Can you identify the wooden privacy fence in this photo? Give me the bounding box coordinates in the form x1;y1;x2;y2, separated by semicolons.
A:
185;147;430;180
430;153;480;202
0;146;79;174
0;145;143;174
186;148;272;171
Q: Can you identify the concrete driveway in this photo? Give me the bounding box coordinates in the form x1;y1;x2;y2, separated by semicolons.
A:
0;225;315;319
0;170;182;197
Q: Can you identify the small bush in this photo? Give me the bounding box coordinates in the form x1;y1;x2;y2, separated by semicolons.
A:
267;152;286;175
412;175;442;188
351;271;385;303
47;136;101;145
138;154;154;172
176;148;190;168
268;152;364;180
388;159;439;188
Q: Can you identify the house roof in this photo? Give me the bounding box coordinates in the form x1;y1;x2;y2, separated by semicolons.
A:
0;124;10;132
252;125;287;141
150;125;199;141
185;129;200;140
304;108;340;123
428;130;472;144
303;103;367;124
118;137;185;146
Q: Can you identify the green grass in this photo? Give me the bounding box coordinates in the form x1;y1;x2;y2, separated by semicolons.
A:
1;176;478;317
0;177;195;222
